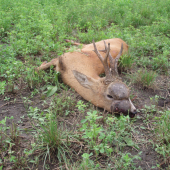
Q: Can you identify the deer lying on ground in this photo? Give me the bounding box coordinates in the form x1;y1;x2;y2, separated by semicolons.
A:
37;38;137;118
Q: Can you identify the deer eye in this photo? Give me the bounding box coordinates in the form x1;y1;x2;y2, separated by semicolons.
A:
107;95;113;99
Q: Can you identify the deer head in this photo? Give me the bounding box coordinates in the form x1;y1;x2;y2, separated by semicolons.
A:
73;40;137;118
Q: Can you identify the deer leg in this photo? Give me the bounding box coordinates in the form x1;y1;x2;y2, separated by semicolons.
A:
65;39;86;47
37;58;58;71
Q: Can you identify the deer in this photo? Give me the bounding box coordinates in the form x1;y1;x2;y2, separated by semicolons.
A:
37;38;137;118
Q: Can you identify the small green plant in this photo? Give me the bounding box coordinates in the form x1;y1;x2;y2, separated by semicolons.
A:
22;96;32;109
76;100;88;113
104;116;136;152
44;85;58;97
150;95;160;105
132;68;157;88
34;119;72;168
31;88;39;98
119;54;134;71
80;111;103;150
80;153;99;170
24;67;43;89
152;110;170;165
4;96;10;101
68;152;100;170
10;152;28;170
155;143;170;159
0;81;6;95
152;55;169;73
155;110;170;145
113;152;142;170
28;106;42;120
0;116;15;150
0;116;23;169
10;122;20;143
49;93;76;116
80;112;136;156
142;104;157;114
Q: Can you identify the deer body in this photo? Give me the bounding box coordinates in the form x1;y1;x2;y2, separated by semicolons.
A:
38;38;136;117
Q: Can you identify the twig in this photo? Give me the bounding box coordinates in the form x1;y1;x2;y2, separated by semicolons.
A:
131;132;138;143
77;143;83;155
65;163;69;170
160;156;170;166
146;162;150;168
0;102;9;109
58;117;73;125
0;101;23;109
61;139;84;145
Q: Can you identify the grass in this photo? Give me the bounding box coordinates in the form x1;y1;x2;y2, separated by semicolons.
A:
131;68;157;89
35;120;71;167
0;0;170;169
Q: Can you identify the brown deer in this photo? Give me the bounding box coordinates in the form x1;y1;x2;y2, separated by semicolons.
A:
37;38;137;118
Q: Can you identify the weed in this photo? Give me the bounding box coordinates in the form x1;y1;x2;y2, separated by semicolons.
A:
112;152;142;170
132;68;157;88
0;116;24;169
80;111;103;151
0;81;6;95
24;67;43;89
33;119;72;168
105;116;137;152
44;85;58;97
80;153;99;169
76;100;88;113
22;96;32;109
0;116;15;151
10;122;20;143
80;111;137;156
155;110;170;148
68;152;100;170
150;95;160;106
152;55;169;74
4;96;10;101
49;93;76;116
119;54;134;71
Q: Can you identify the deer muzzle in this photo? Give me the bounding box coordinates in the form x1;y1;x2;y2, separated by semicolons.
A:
111;99;137;118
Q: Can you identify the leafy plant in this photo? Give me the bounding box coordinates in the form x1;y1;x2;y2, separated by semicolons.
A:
80;111;103;150
45;85;58;97
0;81;6;95
80;112;136;156
0;116;15;150
152;55;169;73
76;100;88;113
49;93;76;116
119;54;134;71
112;152;142;170
80;153;99;170
155;110;170;158
0;116;23;169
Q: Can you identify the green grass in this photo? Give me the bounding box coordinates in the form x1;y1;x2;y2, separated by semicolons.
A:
131;68;157;88
0;0;170;169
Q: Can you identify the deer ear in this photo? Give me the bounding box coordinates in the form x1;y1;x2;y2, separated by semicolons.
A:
72;70;95;89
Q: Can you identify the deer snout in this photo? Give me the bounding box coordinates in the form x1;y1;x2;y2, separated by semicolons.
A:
111;100;131;114
111;99;137;118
